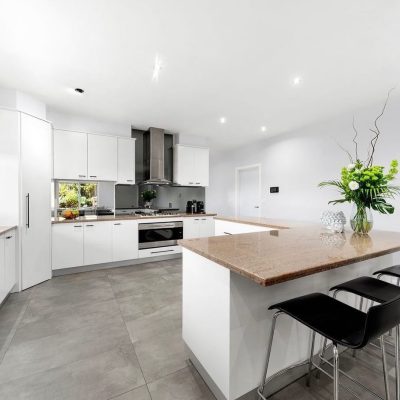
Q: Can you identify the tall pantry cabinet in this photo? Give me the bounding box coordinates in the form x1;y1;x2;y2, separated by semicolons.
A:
0;109;52;290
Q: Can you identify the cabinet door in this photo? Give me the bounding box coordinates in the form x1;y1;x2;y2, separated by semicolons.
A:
117;138;135;184
198;217;215;237
53;130;88;180
183;218;202;239
194;148;209;187
88;134;117;181
0;235;6;304
174;145;195;186
20;114;52;289
52;224;84;270
112;220;138;261
84;222;112;265
4;230;16;293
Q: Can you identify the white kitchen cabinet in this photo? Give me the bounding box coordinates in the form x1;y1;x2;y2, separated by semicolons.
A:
84;222;113;265
88;134;118;181
4;230;16;293
117;137;135;184
0;235;5;303
52;223;84;270
214;219;273;236
0;229;17;303
112;220;138;261
53;130;88;180
173;145;209;186
184;217;214;239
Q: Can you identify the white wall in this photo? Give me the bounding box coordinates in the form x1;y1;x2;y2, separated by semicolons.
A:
47;108;131;137
0;88;46;119
207;97;400;231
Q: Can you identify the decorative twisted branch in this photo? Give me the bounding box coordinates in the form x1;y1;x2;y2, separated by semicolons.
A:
352;116;359;161
366;87;395;167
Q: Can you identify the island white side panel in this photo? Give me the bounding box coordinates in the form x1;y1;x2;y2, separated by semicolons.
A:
229;253;395;399
182;248;231;398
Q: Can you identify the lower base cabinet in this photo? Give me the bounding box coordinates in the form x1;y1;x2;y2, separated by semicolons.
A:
183;217;215;239
112;220;138;262
84;222;113;265
52;223;84;270
0;229;17;304
52;221;139;270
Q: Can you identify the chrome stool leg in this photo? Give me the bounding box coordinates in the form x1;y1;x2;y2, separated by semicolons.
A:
258;311;282;399
306;331;316;387
380;335;391;400
396;326;400;400
333;344;339;400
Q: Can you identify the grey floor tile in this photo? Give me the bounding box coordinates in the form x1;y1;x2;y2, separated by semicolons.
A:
134;328;188;382
0;344;145;400
0;315;131;384
109;385;151;400
148;366;216;400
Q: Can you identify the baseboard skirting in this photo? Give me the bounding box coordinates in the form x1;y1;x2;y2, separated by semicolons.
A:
52;253;182;276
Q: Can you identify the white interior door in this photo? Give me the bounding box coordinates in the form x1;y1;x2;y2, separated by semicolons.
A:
20;114;52;289
236;165;261;218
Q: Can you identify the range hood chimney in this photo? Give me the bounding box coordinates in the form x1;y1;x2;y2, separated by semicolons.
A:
142;127;172;185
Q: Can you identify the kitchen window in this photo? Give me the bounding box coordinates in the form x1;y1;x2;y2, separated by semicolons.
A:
57;182;98;212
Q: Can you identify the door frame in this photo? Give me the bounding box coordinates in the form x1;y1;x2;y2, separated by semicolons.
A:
234;163;261;218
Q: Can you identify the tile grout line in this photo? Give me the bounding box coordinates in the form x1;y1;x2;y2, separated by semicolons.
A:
106;270;154;400
0;291;33;364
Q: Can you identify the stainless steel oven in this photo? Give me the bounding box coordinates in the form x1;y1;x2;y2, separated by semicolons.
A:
138;221;183;249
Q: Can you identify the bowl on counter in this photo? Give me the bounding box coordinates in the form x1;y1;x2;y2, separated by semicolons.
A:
61;209;79;220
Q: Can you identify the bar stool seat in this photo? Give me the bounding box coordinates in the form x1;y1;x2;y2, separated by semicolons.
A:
374;265;400;279
271;292;366;348
331;276;400;304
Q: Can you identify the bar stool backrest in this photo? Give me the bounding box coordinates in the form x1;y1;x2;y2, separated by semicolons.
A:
359;294;400;348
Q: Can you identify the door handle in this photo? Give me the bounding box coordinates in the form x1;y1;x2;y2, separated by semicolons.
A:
114;223;122;225
26;193;30;228
255;206;260;209
5;236;12;239
78;174;86;178
223;232;233;235
126;180;133;182
89;175;97;178
150;249;175;254
86;224;95;227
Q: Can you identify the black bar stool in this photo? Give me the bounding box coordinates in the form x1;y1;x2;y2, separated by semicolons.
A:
326;276;400;400
374;265;400;284
257;292;400;400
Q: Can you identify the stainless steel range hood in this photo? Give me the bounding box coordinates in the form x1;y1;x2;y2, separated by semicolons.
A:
142;127;172;185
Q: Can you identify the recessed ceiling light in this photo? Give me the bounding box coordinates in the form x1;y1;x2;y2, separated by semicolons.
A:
292;76;302;86
74;88;84;94
219;117;226;124
260;126;267;132
152;54;164;82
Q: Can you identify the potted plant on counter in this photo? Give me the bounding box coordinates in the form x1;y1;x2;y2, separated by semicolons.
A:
141;189;157;209
319;91;399;234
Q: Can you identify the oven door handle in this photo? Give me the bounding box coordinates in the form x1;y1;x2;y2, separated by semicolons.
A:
139;223;181;230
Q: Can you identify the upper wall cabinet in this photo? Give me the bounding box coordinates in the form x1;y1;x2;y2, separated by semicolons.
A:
87;134;117;181
173;145;209;187
53;130;88;180
53;130;131;182
117;137;135;184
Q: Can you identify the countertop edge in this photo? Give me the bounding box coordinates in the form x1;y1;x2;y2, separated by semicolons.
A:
180;238;400;286
214;216;296;229
0;226;17;235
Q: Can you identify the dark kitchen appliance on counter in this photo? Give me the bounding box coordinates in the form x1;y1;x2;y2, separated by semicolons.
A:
186;200;205;214
138;221;183;249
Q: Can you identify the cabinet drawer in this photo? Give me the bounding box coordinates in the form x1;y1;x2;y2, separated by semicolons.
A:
138;245;181;258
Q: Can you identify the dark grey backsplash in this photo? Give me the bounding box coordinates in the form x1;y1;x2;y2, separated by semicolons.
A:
115;184;205;212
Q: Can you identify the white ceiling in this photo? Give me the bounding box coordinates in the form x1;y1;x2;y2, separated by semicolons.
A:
1;0;400;149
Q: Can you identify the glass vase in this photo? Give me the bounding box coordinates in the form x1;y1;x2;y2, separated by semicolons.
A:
350;204;373;234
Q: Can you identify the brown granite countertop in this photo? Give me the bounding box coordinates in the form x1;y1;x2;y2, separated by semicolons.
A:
52;213;217;224
179;225;400;286
0;226;17;235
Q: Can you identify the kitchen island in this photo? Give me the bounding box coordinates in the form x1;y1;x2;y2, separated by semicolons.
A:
179;221;400;400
